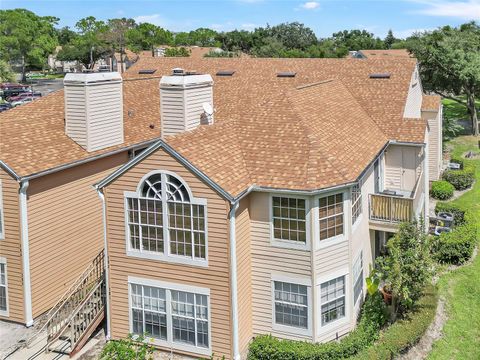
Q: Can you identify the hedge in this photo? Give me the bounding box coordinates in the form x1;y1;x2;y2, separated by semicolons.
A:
353;285;438;360
247;293;387;360
430;180;454;200
434;202;466;226
442;163;475;190
432;213;477;265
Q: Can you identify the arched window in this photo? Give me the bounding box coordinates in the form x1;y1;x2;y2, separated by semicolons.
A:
126;172;207;262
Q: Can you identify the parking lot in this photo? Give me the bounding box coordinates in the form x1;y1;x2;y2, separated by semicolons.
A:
27;78;64;96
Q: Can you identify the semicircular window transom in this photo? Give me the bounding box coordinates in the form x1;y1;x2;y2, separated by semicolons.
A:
140;173;190;203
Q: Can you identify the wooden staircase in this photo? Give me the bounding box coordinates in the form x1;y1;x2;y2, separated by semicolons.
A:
19;251;106;359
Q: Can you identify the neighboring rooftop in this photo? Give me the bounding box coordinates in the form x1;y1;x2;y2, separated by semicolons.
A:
422;94;442;112
358;49;413;58
1;56;427;196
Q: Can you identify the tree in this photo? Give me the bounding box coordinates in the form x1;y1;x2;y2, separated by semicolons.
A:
164;47;191;57
376;221;432;316
57;16;109;69
0;59;15;82
332;29;385;51
56;26;77;46
0;9;58;81
127;23;173;56
408;22;480;136
384;29;397;49
103;18;136;72
255;22;317;50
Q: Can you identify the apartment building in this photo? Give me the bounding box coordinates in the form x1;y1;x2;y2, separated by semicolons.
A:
94;57;441;359
0;56;442;358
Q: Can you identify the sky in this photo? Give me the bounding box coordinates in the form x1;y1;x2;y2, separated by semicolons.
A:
2;0;480;39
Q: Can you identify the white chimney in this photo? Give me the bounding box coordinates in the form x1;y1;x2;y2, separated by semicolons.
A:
160;70;214;137
63;72;124;152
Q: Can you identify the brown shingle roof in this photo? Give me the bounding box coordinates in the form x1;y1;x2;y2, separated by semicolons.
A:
422;94;442;111
359;49;413;58
1;57;426;195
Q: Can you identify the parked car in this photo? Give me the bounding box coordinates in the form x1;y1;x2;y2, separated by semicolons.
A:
98;65;110;72
0;83;31;99
11;97;36;107
7;92;41;102
0;102;12;112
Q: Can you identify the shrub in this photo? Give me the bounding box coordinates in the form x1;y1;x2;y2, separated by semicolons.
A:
100;334;154;360
434;202;466;225
353;285;438;360
430;180;454;200
449;156;464;169
442;163;475;190
247;293;387;360
376;221;433;315
432;216;477;265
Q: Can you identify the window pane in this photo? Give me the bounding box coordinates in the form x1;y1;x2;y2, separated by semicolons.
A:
272;197;307;243
273;281;308;329
319;193;344;241
320;276;346;326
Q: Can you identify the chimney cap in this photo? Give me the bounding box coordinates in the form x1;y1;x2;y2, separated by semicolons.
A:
160;74;214;88
64;72;122;84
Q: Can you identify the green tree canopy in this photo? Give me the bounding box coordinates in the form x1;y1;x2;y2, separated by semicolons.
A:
332;29;384;51
127;23;173;56
0;8;58;80
57;16;109;69
408;22;480;136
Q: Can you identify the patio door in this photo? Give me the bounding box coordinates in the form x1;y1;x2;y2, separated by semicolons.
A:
401;147;417;191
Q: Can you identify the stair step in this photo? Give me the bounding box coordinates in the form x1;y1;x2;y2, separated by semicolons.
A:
48;338;72;355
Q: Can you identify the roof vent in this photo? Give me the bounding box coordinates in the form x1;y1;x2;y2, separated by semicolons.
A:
138;69;156;74
63;72;124;152
160;74;214;136
277;72;296;78
216;70;235;77
369;73;391;79
172;68;185;75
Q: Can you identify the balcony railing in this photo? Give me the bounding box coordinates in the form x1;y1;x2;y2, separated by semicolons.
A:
369;170;424;224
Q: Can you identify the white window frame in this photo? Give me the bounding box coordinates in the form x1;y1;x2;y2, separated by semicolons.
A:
0;257;8;317
271;273;312;337
128;276;212;357
314;191;346;249
0;180;4;240
269;194;311;251
124;170;208;267
351;181;363;229
353;250;364;309
316;268;350;336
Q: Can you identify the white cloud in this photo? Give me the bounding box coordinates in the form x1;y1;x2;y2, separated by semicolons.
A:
133;14;165;26
301;1;320;10
393;28;435;39
412;0;480;20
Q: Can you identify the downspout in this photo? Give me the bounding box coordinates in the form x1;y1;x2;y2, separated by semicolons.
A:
19;180;33;327
97;188;111;340
229;201;240;360
424;139;429;232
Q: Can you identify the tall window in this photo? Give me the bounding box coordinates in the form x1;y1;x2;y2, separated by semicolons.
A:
319;194;344;240
130;283;209;350
353;252;364;305
320;276;346;325
0;261;7;313
272;197;306;243
273;281;308;329
126;172;207;261
351;182;362;225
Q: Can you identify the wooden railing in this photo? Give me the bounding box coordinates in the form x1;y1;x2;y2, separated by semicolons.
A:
369;194;413;223
45;251;105;346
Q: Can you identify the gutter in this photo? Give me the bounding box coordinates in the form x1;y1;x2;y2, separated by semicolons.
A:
19;180;33;327
96;188;111;340
228;202;241;360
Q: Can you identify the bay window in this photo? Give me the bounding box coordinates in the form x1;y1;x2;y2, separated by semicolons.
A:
126;172;207;263
273;281;309;329
319;193;344;241
272;196;307;243
351;182;362;225
320;275;346;326
353;251;364;305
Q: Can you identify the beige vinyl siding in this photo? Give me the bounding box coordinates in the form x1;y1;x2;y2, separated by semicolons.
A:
403;68;423;118
0;168;24;323
160;89;186;136
249;192;312;341
86;83;124;151
27;152;128;317
64;85;88;148
385;145;421;192
105;148;232;359
236;196;252;357
423;109;442;180
185;87;213;130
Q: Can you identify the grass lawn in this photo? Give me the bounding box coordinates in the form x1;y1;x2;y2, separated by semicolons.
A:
427;136;480;360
